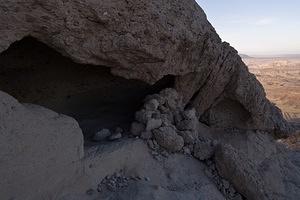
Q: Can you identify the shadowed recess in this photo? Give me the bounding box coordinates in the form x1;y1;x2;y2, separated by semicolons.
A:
0;37;175;140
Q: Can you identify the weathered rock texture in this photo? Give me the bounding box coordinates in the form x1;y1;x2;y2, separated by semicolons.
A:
0;0;291;136
0;91;84;200
0;0;297;200
213;130;300;200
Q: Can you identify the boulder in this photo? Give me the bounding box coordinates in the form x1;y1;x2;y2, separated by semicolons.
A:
153;126;184;152
0;91;84;200
93;129;111;141
214;132;300;200
135;109;153;124
130;122;145;136
146;118;163;131
144;99;159;111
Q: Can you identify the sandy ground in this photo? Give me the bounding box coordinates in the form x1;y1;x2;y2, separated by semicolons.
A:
244;57;300;129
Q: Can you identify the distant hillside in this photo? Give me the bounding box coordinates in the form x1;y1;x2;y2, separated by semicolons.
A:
239;54;253;59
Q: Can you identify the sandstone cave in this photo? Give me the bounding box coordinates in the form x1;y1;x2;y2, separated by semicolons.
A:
0;37;174;141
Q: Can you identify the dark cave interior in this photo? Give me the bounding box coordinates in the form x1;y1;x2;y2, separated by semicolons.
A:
0;37;174;140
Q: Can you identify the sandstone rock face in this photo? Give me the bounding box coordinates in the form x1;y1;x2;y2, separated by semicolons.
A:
0;0;291;136
0;91;84;200
214;131;300;200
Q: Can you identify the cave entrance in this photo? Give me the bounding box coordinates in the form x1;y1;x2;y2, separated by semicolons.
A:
0;37;174;141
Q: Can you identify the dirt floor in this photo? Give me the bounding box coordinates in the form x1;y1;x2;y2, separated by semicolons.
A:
244;57;300;130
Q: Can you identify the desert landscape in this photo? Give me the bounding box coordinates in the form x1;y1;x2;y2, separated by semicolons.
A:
1;1;300;200
244;57;300;130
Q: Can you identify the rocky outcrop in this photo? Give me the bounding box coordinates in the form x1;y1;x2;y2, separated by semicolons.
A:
214;131;300;200
0;0;291;136
131;90;300;200
0;0;297;199
0;91;84;200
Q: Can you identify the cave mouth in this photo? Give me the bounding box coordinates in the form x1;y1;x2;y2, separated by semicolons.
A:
0;37;174;141
201;98;252;129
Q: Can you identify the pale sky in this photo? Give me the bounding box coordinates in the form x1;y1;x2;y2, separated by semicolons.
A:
196;0;300;55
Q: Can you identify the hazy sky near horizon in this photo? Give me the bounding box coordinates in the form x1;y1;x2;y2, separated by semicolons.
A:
196;0;300;55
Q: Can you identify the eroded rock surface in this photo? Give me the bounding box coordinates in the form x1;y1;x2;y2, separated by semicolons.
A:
0;0;291;136
214;131;300;200
0;0;298;200
0;91;84;200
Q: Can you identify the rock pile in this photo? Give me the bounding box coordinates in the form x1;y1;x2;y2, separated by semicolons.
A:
131;88;216;158
97;172;130;193
93;127;123;142
96;171;150;193
130;88;245;198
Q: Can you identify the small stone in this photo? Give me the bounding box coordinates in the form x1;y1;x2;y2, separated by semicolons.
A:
178;130;198;144
115;127;123;134
176;119;198;131
97;185;102;192
153;126;184;152
151;111;161;119
151;151;159;156
222;180;230;189
153;185;161;190
93;129;111;141
158;105;170;114
233;194;243;200
153;140;159;147
147;140;156;150
146;118;162;131
130;122;145;136
144;177;150;181
229;186;236;195
193;140;215;160
115;172;121;178
154;154;163;162
86;188;95;195
183;146;191;155
135;109;153;124
206;160;213;166
160;88;181;110
212;140;219;147
161;113;174;126
144;99;159;111
109;133;122;141
106;183;116;192
187;144;194;153
174;111;184;124
161;150;169;157
144;94;165;105
182;108;197;120
141;131;153;139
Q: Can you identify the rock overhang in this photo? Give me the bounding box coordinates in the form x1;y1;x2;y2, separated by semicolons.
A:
0;0;292;136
